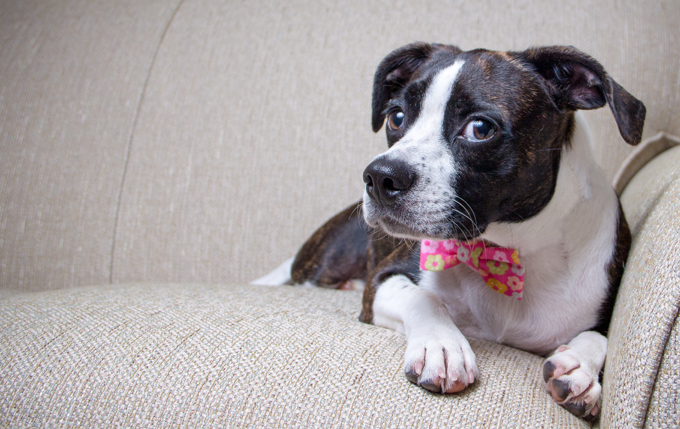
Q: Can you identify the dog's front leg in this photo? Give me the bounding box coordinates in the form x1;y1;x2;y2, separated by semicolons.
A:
543;331;607;420
372;274;478;393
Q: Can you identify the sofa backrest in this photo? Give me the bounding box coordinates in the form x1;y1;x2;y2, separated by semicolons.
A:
1;0;678;291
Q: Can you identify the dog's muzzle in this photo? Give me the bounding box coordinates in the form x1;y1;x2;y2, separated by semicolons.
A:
362;158;415;208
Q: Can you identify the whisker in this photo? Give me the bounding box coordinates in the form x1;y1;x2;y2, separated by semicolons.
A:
455;196;478;227
349;202;362;220
449;213;473;238
452;200;476;226
408;242;422;257
454;196;483;238
446;204;476;239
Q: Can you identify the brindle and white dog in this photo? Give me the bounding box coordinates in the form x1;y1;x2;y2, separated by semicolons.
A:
253;43;645;420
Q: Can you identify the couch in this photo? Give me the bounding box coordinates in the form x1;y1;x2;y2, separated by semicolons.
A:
1;0;678;427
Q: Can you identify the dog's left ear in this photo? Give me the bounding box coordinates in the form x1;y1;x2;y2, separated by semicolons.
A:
515;46;646;145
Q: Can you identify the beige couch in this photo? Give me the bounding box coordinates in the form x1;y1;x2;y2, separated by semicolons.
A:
1;0;678;427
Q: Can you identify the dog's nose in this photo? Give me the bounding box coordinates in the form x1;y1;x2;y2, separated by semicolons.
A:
363;158;414;206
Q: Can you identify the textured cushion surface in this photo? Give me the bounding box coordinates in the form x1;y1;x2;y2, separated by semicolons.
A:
0;283;588;428
0;0;180;291
601;150;680;427
645;314;680;428
620;145;680;240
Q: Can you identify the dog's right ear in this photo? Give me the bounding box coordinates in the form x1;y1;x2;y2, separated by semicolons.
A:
372;43;453;132
515;46;646;145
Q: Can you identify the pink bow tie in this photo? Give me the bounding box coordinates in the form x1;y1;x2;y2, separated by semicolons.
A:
420;239;525;300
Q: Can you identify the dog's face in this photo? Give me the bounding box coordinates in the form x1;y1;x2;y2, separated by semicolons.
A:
362;44;645;241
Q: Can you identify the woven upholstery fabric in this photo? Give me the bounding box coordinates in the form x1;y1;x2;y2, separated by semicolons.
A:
0;283;588;428
601;157;680;427
645;314;680;428
0;0;181;291
620;145;680;240
612;133;680;196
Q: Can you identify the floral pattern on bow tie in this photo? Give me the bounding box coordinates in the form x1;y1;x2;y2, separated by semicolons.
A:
420;239;525;300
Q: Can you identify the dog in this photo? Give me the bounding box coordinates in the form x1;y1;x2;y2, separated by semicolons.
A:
252;43;645;420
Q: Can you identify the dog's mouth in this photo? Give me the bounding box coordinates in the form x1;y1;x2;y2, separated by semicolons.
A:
362;194;486;242
372;216;426;240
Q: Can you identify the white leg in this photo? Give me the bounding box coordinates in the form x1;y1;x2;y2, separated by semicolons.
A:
543;331;607;420
250;257;294;286
373;275;478;393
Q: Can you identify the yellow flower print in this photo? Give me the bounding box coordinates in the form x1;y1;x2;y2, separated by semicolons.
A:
511;250;520;264
487;278;507;294
425;254;445;271
470;247;483;268
486;260;509;275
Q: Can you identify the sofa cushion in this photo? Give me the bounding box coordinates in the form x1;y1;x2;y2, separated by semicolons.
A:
0;0;181;291
644;313;680;428
620;144;680;240
0;283;588;428
601;145;680;427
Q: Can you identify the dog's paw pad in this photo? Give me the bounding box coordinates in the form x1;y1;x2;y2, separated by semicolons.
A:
562;401;587;417
419;380;443;393
548;378;572;402
542;345;580;382
544;347;602;419
404;362;423;385
559;391;602;421
442;380;467;393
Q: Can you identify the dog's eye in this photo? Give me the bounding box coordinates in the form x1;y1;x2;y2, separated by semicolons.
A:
463;119;496;141
387;110;405;130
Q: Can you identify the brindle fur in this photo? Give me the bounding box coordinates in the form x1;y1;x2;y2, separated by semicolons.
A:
291;202;411;289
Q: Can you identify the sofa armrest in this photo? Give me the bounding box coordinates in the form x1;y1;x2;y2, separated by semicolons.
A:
600;144;680;427
645;313;680;427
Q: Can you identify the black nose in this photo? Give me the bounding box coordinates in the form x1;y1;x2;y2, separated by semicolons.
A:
363;158;415;207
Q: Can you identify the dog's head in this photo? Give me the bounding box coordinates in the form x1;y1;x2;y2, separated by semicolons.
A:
362;43;645;241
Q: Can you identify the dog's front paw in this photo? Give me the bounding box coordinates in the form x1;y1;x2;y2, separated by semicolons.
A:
543;345;602;421
403;333;478;394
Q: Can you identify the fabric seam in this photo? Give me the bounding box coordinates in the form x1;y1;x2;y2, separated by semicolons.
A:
642;297;680;427
109;0;186;284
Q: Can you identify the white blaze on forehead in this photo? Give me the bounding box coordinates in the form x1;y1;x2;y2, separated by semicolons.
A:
383;59;465;167
382;59;465;161
407;60;465;140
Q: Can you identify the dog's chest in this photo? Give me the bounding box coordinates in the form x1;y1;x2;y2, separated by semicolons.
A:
417;245;600;355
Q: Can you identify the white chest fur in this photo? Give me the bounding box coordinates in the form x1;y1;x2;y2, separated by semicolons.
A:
417;113;619;355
